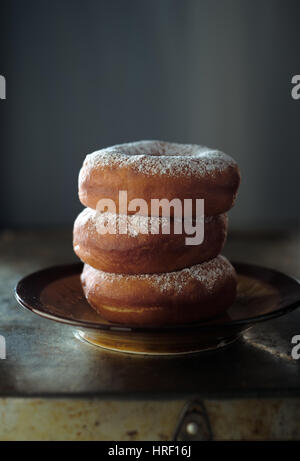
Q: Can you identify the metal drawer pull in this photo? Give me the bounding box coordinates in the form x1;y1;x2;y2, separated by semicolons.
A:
173;399;213;441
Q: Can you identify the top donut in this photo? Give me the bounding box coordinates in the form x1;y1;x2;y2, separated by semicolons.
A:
78;140;240;217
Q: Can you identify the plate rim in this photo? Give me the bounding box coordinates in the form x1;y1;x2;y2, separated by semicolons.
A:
14;261;300;333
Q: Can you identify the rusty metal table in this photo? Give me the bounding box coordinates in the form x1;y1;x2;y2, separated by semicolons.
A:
0;229;300;440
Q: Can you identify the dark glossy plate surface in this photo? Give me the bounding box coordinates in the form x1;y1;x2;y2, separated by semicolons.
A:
14;262;300;354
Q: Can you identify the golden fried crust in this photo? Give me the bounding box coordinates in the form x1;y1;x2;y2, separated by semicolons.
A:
78;141;241;217
73;209;228;274
80;256;237;326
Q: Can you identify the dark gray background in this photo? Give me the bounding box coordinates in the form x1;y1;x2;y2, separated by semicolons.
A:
1;0;299;230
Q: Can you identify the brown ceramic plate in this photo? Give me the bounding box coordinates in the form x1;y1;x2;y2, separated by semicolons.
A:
14;262;300;355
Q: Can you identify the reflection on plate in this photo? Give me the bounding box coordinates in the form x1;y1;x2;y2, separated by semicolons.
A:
15;262;300;355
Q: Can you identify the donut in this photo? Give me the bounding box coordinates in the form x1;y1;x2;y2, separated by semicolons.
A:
78;140;240;217
73;208;228;274
80;256;237;326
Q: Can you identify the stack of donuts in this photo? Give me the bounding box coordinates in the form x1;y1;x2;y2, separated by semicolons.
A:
73;141;240;325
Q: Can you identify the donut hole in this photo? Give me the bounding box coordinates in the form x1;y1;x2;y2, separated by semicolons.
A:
120;141;200;158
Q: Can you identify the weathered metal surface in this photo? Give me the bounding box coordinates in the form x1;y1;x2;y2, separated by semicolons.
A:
1;229;300;439
206;399;300;441
0;398;300;441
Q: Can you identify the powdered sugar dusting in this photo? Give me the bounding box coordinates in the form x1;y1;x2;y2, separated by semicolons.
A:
75;208;210;238
84;255;235;295
82;140;236;178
